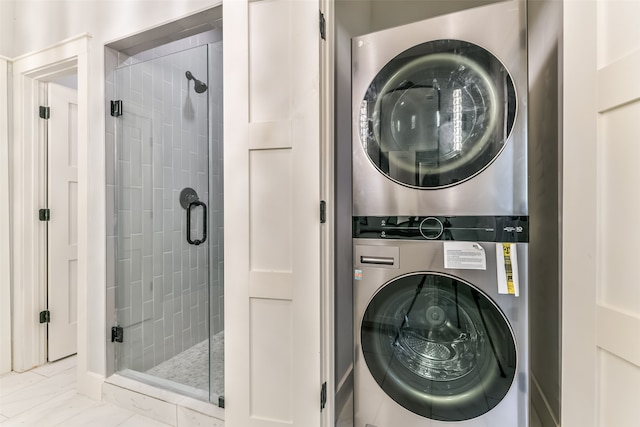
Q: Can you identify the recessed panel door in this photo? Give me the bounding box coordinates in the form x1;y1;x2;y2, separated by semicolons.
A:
224;0;324;425
47;82;79;362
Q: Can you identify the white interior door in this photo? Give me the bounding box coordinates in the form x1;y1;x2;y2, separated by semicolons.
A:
47;82;78;362
563;1;640;426
224;0;324;426
594;2;640;424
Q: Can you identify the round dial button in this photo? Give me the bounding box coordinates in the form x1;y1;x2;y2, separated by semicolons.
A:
420;217;444;240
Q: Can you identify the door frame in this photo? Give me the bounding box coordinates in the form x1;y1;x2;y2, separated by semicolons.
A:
320;0;335;424
561;1;598;426
0;56;11;375
10;34;98;396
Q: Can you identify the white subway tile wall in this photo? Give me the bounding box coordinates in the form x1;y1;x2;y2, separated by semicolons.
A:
106;31;224;383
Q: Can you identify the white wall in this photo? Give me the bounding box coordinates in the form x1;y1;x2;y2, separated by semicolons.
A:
4;0;219;396
0;57;12;375
0;2;14;57
10;1;215;58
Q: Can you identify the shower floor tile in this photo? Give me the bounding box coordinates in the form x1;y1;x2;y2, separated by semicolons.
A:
145;331;224;398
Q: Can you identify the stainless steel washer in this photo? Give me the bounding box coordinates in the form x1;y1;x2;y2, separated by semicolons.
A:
352;1;527;216
353;216;529;426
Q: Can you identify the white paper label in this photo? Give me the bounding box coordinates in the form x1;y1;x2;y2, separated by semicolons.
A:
496;243;520;296
443;242;486;270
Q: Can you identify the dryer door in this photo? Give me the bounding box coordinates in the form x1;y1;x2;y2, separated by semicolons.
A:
358;40;516;188
360;272;517;421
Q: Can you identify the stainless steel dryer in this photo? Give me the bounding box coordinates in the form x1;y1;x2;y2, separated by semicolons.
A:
352;1;527;216
353;216;529;426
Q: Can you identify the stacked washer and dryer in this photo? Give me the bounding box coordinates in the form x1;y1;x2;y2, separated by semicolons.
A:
351;1;530;426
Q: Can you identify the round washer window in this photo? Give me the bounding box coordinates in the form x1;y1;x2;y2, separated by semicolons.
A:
359;39;516;188
360;273;517;421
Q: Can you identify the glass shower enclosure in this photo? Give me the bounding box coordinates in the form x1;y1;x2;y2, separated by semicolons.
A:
111;42;223;405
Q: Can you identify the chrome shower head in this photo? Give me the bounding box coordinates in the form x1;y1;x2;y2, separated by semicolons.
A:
185;70;208;94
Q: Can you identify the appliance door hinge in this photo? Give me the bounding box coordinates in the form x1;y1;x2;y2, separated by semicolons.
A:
110;100;123;117
319;11;326;40
111;326;124;343
39;310;50;324
320;200;326;223
218;396;225;408
39;208;50;221
320;381;327;410
39;106;50;120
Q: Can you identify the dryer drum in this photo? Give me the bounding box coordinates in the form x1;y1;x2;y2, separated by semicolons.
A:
359;39;517;189
361;272;517;421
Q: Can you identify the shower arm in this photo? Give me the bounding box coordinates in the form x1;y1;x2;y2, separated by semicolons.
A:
185;70;208;93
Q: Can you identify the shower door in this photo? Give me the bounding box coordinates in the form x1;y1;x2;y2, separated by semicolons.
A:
113;43;224;404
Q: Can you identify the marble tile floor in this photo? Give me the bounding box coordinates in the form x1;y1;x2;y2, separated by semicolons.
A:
0;356;170;426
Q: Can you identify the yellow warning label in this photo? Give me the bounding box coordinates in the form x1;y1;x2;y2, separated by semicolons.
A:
502;243;515;295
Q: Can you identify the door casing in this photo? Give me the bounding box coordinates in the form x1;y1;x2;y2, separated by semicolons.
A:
10;34;100;399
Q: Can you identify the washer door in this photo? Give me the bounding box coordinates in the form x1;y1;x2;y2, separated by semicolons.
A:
358;39;516;188
361;273;516;421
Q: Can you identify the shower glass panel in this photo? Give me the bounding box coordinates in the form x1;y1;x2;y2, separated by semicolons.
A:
113;42;224;405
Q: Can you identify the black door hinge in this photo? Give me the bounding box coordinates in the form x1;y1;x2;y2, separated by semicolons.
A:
39;106;50;120
39;208;50;221
218;396;225;408
110;100;123;117
320;381;327;410
319;11;326;40
39;310;50;324
320;200;326;224
111;326;124;343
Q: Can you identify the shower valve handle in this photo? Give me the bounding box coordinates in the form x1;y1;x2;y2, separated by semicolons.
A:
186;200;207;246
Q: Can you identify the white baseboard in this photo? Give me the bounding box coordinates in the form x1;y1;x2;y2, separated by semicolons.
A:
77;370;104;401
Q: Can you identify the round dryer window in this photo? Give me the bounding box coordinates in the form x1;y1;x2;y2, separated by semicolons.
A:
358;39;517;188
360;273;517;421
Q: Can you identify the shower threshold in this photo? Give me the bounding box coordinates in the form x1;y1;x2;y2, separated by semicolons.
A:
103;372;225;426
119;368;209;402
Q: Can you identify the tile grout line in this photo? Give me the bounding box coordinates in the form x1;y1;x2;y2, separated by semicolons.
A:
1;363;78;419
6;382;78;420
19;389;85;427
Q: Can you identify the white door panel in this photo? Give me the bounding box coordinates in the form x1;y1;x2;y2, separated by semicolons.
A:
47;82;78;362
564;1;640;425
593;1;640;425
596;85;640;425
225;0;323;426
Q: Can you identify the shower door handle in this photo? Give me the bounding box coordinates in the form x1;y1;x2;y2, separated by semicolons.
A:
186;201;207;246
